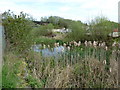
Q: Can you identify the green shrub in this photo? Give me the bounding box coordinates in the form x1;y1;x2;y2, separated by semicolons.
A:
26;75;44;88
66;22;86;41
2;10;34;52
32;23;54;37
89;16;116;41
34;37;56;46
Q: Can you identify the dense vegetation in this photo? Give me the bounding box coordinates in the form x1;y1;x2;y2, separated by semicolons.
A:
2;10;34;52
2;10;119;88
39;16;119;47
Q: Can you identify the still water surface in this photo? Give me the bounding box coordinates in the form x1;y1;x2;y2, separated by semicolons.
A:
32;44;66;57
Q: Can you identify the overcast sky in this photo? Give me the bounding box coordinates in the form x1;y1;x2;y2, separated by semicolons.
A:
0;0;119;23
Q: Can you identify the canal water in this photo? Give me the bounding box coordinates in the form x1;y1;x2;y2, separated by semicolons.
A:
32;44;66;57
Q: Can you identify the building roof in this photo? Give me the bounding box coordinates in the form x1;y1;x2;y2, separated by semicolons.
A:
113;28;118;32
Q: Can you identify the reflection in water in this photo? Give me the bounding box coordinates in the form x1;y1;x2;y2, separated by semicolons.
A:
32;44;66;57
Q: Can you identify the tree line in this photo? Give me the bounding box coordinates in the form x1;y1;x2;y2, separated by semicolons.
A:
2;10;118;53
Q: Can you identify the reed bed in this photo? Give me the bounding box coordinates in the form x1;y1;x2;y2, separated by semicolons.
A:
25;40;119;88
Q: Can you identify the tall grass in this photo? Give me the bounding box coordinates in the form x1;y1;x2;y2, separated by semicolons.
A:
2;39;119;88
24;48;118;88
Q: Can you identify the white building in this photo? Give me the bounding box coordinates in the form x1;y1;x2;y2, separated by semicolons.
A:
109;29;119;37
52;28;71;33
